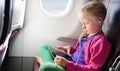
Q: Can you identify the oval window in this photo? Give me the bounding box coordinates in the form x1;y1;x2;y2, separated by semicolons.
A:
40;0;74;17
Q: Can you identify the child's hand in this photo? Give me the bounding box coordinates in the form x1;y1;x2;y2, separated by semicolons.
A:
55;46;71;55
55;46;65;52
54;55;68;67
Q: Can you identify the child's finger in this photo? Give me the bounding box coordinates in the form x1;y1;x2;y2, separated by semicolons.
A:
55;46;66;52
54;56;67;67
55;55;62;60
54;46;62;48
55;56;60;60
67;48;70;55
54;56;61;64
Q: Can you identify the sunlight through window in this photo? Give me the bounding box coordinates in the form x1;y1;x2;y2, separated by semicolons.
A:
40;0;74;17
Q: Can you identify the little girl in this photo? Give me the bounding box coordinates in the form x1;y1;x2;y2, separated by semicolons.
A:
35;1;111;71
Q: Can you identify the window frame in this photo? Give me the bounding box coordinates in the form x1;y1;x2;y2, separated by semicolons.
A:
40;0;74;18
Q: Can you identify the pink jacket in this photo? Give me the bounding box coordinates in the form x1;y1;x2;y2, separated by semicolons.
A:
66;33;111;71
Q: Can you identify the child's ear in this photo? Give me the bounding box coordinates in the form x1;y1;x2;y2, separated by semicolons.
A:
98;20;103;29
98;16;104;22
98;21;101;24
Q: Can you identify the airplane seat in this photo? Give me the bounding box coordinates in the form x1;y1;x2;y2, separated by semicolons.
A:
109;55;120;71
0;0;13;66
32;0;120;71
1;0;26;69
101;0;120;71
33;58;40;71
0;0;12;45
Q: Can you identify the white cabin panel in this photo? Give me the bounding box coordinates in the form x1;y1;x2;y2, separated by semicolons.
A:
9;0;87;57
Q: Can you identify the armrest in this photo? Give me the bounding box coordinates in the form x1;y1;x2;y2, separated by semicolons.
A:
57;37;78;44
109;55;120;71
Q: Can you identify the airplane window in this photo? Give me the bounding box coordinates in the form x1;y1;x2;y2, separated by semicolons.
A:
40;0;74;17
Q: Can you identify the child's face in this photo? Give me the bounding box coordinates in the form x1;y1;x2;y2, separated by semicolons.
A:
79;12;102;35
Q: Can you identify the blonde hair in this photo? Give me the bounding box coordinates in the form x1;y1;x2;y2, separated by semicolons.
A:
81;1;107;21
79;1;107;41
79;31;88;41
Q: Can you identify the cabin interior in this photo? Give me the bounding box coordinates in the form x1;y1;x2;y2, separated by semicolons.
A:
0;0;120;71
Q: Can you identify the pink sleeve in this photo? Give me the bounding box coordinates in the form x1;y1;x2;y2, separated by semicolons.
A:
66;61;95;71
66;38;111;71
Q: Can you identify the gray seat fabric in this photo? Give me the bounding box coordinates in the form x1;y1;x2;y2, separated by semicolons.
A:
109;7;120;71
109;55;120;71
0;0;13;68
102;0;120;71
0;0;12;45
0;0;5;45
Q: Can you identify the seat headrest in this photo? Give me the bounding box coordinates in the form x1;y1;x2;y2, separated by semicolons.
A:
103;1;120;47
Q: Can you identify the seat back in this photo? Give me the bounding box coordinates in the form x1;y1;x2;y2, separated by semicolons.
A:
0;0;12;45
0;0;5;44
101;0;120;71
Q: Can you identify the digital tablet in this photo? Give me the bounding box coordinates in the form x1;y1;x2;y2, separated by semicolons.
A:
51;48;72;61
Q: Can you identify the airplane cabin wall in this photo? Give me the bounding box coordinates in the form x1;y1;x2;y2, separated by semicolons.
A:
9;0;87;57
